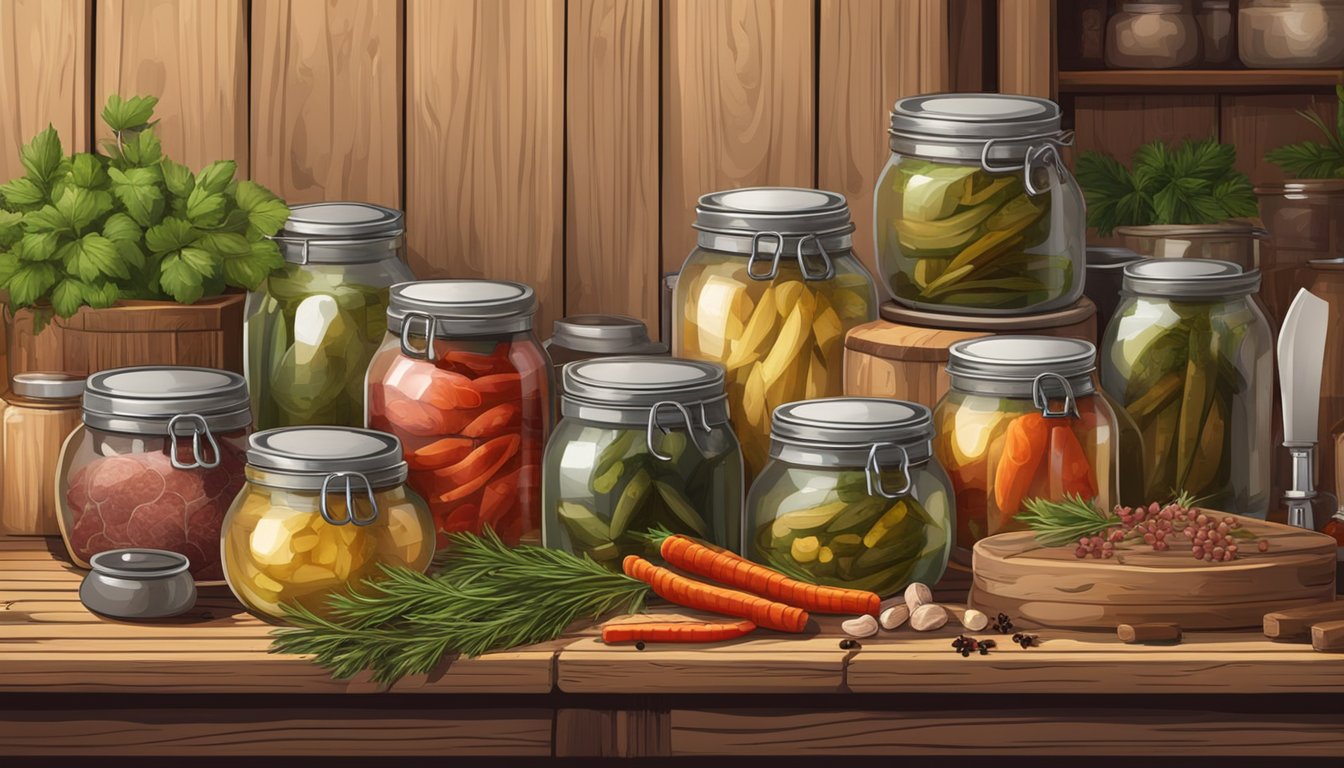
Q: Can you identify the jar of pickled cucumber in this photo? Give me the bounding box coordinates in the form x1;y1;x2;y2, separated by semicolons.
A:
221;426;434;621
246;202;414;430
934;337;1127;558
542;357;744;569
674;188;879;480
1100;260;1273;517
366;280;553;548
746;398;953;597
875;94;1085;315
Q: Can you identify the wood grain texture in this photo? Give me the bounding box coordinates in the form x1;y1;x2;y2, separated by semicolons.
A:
1222;94;1341;184
818;0;949;280
555;707;671;758
998;0;1055;98
251;0;403;207
1072;95;1220;168
95;0;247;174
662;0;816;275
0;401;81;536
565;0;661;336
1060;69;1344;93
0;0;91;182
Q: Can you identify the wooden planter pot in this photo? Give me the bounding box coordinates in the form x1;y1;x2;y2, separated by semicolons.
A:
4;293;245;382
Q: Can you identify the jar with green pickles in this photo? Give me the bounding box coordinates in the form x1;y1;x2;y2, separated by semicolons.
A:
673;188;879;480
542;357;743;568
1100;259;1272;517
245;202;414;429
746;398;953;597
875;94;1085;314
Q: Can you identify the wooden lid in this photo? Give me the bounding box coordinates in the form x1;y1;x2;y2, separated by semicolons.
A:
879;296;1096;331
844;320;989;363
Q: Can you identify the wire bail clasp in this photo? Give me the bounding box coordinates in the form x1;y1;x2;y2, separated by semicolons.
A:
796;234;836;281
166;413;221;470
866;442;912;499
746;231;786;281
399;311;439;361
319;471;380;527
1032;372;1079;419
980;130;1075;197
646;400;710;461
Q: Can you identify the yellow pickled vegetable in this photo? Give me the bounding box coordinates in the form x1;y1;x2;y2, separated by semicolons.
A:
791;535;821;563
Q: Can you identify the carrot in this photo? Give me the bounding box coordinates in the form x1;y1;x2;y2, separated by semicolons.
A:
654;533;880;617
424;369;483;410
434;502;480;534
993;412;1050;520
443;349;511;376
602;619;757;644
478;466;524;526
462;403;522;439
406;437;477;472
1047;424;1097;500
622;556;809;633
437;436;521;503
384;399;451;437
472;373;523;405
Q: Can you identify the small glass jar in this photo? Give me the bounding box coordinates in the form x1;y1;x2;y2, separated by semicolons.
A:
1196;0;1235;64
56;367;253;583
674;188;879;480
0;373;84;535
542;357;744;568
1240;0;1344;67
222;427;434;621
1106;2;1202;69
246;202;415;430
875;94;1085;316
934;337;1124;556
746;398;953;597
1101;260;1273;517
366;280;553;547
544;315;667;371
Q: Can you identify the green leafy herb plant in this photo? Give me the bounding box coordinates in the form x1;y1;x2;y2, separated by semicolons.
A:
1264;85;1344;179
1075;137;1259;237
0;94;290;325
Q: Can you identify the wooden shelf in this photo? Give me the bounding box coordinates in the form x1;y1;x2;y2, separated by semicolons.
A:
1059;68;1344;94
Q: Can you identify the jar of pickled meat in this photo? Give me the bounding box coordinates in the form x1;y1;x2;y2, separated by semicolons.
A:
934;337;1123;557
875;94;1085;315
221;427;433;621
542;357;744;569
56;367;252;583
366;280;552;547
746;398;953;597
246;202;414;430
674;188;879;480
1101;260;1272;517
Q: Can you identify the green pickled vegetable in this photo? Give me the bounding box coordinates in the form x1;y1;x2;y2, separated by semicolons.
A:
557;502;613;548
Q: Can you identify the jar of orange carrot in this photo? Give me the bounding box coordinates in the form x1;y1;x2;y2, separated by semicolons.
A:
365;280;553;548
933;336;1126;562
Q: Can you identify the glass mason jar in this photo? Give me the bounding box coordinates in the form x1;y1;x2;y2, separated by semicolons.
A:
246;202;414;430
875;94;1085;315
544;315;667;370
221;427;433;621
542;357;744;569
366;280;553;548
1101;260;1273;517
746;398;953;597
1105;2;1202;69
674;187;879;480
934;337;1124;556
1240;0;1344;68
56;367;252;583
1;372;83;536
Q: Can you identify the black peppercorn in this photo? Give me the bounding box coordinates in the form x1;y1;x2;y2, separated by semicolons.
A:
635;642;646;651
978;646;990;655
839;639;860;650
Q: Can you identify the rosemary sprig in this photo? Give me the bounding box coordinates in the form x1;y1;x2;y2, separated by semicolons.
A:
1016;494;1118;547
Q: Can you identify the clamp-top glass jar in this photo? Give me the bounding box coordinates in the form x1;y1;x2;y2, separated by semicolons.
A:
366;280;553;547
542;357;744;569
222;427;433;621
56;366;252;583
746;398;953;597
1101;260;1272;517
246;202;414;430
875;94;1085;315
674;188;878;480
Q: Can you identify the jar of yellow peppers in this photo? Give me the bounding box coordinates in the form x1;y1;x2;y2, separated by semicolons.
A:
673;188;879;479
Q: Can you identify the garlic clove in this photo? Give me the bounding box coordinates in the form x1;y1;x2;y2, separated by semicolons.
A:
841;614;880;638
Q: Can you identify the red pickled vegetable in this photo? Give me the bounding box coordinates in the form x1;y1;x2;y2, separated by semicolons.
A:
462;403;521;439
424;369;483;411
406;437;477;472
472;373;523;406
994;412;1050;522
435;434;521;486
384;399;451;437
1047;425;1098;500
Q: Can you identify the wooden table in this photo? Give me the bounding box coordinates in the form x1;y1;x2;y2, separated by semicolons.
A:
3;534;1343;761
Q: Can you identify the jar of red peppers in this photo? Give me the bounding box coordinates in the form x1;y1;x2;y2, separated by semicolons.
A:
366;280;553;547
56;367;252;583
933;337;1121;559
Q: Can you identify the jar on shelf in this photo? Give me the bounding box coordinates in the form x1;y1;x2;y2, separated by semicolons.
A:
1100;260;1273;517
746;398;953;597
875;94;1085;316
56;367;253;583
1240;0;1344;68
544;315;667;371
674;187;878;480
366;280;552;547
542;357;744;569
1196;0;1235;65
934;337;1128;558
0;373;84;536
221;426;433;621
1105;2;1202;69
246;201;414;430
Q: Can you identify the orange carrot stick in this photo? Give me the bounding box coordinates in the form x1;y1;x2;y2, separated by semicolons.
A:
462;403;522;439
602;619;757;644
994;412;1050;520
622;556;808;633
405;437;476;471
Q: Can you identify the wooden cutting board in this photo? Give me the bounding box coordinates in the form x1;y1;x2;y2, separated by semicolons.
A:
969;514;1337;630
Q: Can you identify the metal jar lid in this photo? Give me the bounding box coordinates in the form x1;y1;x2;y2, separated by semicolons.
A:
1121;259;1261;299
11;372;85;400
946;336;1097;406
693;188;855;274
82;366;252;436
245;427;409;526
387;280;537;347
89;548;191;580
562;356;728;421
548;315;666;356
271;202;405;265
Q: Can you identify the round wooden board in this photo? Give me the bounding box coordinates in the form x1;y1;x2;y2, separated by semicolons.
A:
969;514;1338;630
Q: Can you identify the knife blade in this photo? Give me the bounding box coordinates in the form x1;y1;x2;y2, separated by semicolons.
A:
1278;288;1330;445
